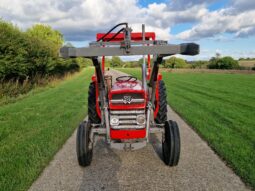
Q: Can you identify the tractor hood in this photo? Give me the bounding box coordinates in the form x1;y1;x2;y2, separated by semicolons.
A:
111;81;142;91
109;81;146;110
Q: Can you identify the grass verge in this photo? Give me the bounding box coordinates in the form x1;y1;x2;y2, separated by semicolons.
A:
118;68;255;189
0;68;94;191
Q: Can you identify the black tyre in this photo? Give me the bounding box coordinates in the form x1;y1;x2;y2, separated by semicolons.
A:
155;80;167;124
88;82;101;124
162;120;180;166
76;121;93;167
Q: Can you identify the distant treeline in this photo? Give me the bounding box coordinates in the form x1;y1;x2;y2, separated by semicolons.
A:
108;55;255;70
0;19;92;82
239;57;255;61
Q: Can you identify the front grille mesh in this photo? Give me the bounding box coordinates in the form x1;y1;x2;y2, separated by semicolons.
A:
110;110;145;129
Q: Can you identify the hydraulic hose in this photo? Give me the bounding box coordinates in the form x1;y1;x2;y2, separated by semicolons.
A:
97;23;128;42
106;28;125;41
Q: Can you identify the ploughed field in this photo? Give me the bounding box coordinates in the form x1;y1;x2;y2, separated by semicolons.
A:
0;68;94;191
118;68;255;188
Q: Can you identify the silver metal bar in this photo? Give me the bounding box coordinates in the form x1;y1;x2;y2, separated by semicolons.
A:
118;120;139;124
60;43;199;58
104;105;110;143
89;40;166;47
111;115;137;119
110;141;147;150
110;98;145;103
110;110;145;114
91;128;107;134
146;102;152;142
91;58;110;143
150;127;164;133
142;24;147;93
111;125;145;129
142;63;147;91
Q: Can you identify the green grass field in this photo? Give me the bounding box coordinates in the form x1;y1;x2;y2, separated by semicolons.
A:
0;68;94;191
118;68;255;188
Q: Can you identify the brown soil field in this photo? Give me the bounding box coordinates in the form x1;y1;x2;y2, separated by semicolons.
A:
239;60;255;68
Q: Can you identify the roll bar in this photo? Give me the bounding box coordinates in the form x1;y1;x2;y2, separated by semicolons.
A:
60;42;199;58
59;23;199;59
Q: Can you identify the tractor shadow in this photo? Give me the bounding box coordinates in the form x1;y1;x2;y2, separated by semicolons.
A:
150;134;164;162
79;137;121;191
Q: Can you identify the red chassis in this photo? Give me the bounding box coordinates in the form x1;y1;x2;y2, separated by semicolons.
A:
92;32;162;140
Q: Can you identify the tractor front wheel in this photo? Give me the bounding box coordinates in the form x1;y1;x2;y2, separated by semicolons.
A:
162;120;180;166
76;121;93;167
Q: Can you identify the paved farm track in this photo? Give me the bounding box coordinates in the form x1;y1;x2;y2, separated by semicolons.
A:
29;70;249;191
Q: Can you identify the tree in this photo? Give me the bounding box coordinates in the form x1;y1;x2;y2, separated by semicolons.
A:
137;57;148;66
75;57;92;68
218;56;239;69
208;57;219;69
208;56;239;69
191;61;208;69
0;19;79;81
26;24;64;57
64;42;74;47
164;57;187;68
104;58;111;67
110;56;123;67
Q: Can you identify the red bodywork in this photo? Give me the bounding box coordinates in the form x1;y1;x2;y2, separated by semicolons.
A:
109;82;146;139
92;32;161;140
109;82;146;110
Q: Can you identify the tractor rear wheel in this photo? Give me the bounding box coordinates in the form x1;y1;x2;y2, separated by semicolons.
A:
155;80;167;124
88;82;101;124
76;121;93;167
162;120;180;166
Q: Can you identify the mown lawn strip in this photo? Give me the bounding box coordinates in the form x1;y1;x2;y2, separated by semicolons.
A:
118;68;255;188
0;68;94;191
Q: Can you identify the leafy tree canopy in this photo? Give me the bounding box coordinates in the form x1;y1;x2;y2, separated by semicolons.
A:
110;56;123;67
164;57;187;68
26;24;64;56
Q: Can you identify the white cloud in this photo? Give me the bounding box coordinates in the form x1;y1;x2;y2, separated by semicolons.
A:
0;0;209;41
235;26;255;38
231;0;255;12
168;0;216;10
0;0;254;44
177;0;255;40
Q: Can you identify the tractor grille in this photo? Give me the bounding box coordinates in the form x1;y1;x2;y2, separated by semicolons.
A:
110;110;146;129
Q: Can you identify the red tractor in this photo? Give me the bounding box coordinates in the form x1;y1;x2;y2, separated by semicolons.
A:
60;23;199;167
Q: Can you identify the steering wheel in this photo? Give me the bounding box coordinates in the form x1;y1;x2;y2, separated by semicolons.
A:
116;76;137;82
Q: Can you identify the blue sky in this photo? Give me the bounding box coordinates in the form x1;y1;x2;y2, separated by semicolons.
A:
0;0;254;60
138;0;255;60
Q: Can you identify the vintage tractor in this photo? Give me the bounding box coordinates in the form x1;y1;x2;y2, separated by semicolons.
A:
60;23;199;167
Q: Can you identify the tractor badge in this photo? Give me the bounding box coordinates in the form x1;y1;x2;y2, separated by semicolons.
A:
123;96;132;104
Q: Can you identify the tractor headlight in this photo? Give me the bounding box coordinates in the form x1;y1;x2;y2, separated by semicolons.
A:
110;116;119;126
137;115;145;125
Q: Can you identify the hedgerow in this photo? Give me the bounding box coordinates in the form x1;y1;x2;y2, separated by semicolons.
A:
0;20;80;82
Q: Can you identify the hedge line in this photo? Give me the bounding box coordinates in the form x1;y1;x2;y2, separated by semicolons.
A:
0;20;79;82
